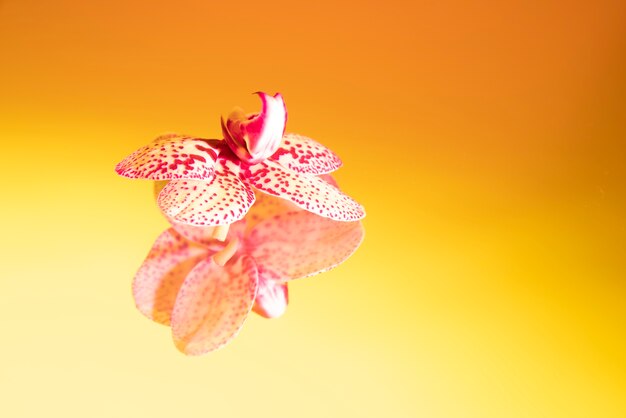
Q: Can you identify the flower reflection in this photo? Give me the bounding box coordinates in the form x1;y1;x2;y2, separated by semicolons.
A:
134;183;364;355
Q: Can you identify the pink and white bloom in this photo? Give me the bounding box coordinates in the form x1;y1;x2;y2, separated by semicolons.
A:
118;93;366;354
115;92;365;226
222;92;287;163
133;187;364;355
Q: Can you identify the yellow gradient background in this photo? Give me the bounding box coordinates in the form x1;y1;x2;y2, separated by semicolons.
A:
1;1;625;417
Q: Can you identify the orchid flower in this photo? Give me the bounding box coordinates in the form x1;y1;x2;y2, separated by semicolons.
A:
115;92;365;228
133;181;364;355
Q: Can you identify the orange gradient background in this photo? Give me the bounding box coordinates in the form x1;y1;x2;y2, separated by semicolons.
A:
1;1;625;417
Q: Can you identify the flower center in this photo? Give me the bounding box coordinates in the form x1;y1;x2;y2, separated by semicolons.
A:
221;92;286;164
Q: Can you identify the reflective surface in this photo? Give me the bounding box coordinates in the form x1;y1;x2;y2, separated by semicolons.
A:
1;1;625;417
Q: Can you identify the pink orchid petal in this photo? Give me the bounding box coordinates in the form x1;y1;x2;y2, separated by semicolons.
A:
252;276;288;319
244;175;338;228
222;92;287;163
167;222;218;247
171;219;248;249
171;255;258;355
246;211;364;281
269;133;342;174
116;134;220;180
132;228;209;325
157;159;255;226
318;173;339;188
243;187;300;230
154;181;246;247
244;160;365;221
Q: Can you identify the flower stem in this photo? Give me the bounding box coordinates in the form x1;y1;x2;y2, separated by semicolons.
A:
213;238;239;266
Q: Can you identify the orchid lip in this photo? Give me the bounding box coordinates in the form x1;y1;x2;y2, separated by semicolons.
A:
221;92;287;164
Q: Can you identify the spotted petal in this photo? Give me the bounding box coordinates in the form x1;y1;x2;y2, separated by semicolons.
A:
158;159;255;226
116;134;220;180
154;181;245;247
173;221;249;251
269;133;342;174
246;211;364;281
132;228;209;325
243;188;299;231
252;276;289;319
171;256;258;355
244;174;342;232
244;160;365;221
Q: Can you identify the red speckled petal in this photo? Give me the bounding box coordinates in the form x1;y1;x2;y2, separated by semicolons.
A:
246;211;364;281
244;174;339;230
244;160;365;221
252;276;289;319
116;134;220;180
157;159;256;226
154;181;246;247
171;255;258;355
269;133;342;174
132;228;209;325
170;220;247;250
318;173;339;188
244;188;299;230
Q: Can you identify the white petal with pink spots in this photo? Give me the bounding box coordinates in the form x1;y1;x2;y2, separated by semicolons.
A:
244;160;365;221
269;133;342;175
116;134;220;180
157;159;255;226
